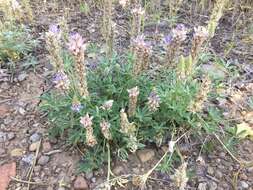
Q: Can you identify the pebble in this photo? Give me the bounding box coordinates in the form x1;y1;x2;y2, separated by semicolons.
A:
17;73;27;81
240;173;248;180
219;152;226;158
30;133;41;142
215;170;223;179
0;132;7;143
38;156;50;165
29;142;40;152
34;165;41;173
91;177;96;183
21;154;34;165
208;181;218;190
137;149;155;163
198;182;207;190
18;107;26;115
238;181;249;189
74;176;89;190
0;147;6;155
42;141;52;152
247;167;253;173
85;172;93;180
4;116;12;125
7;132;15;140
0;105;9;117
207;166;214;175
112;165;124;175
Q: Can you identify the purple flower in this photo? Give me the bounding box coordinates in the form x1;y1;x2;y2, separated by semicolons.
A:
175;24;185;30
164;35;173;45
88;62;99;70
52;71;70;90
52;72;67;82
71;102;84;112
171;24;188;42
49;24;60;34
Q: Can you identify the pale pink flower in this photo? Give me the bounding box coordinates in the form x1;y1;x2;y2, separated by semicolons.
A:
101;100;114;110
194;26;209;40
127;86;140;97
68;33;86;56
80;113;93;128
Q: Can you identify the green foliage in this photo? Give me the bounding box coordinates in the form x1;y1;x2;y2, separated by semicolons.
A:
0;22;36;64
40;51;222;172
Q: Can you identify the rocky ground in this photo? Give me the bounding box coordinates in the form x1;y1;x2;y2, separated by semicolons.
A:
1;0;253;190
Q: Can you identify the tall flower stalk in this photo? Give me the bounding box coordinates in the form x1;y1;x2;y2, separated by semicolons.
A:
120;109;138;152
131;35;151;76
100;119;112;140
46;25;64;71
164;24;187;68
102;0;114;58
191;26;209;65
188;76;211;113
80;114;97;147
127;86;140;117
68;33;89;98
130;3;145;39
147;90;160;112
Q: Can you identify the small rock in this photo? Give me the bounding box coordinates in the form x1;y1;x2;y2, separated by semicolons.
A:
238;181;249;189
0;162;16;190
4;116;12;125
30;133;41;142
91;177;96;183
21;154;34;165
208;181;218;190
10;148;24;157
112;165;124;175
219;152;226;158
18;107;26;115
215;170;223;179
247;167;253;173
0;132;7;143
42;142;52;152
38;156;50;166
34;166;41;173
17;73;27;81
198;182;207;190
0;105;9;117
7;132;15;140
137;149;155;163
0;147;6;155
240;173;247;180
85;172;93;180
29;142;40;152
74;176;89;190
207;166;214;175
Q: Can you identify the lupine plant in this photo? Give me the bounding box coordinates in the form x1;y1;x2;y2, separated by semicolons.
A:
40;1;227;176
40;24;223;174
